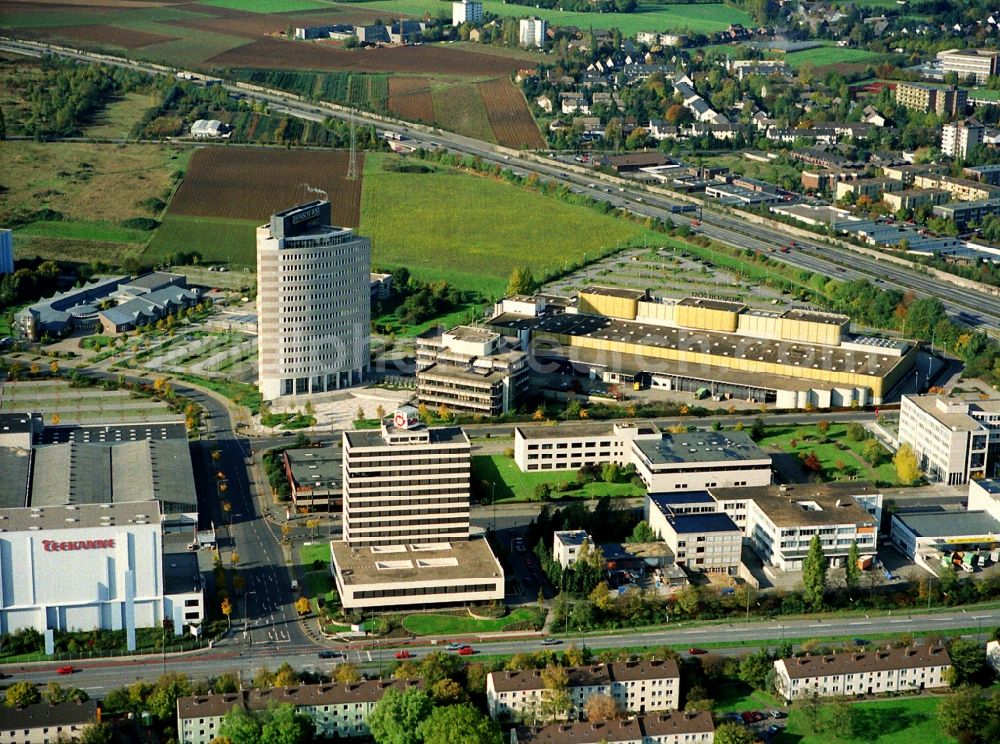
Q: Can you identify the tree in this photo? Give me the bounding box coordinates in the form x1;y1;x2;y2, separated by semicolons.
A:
539;665;572;722
417;703;502;744
4;681;41;707
862;437;885;466
795;692;823;734
714;722;755;744
429;678;466;705
893;442;920;485
79;723;114;744
367;687;433;744
802;534;828;611
847;422;866;441
822;699;856;738
625;519;660;543
221;598;232;628
332;663;361;684
273;663;299;688
845;540;861;590
506;266;537;296
750;416;766;440
294;596;311;616
937;686;987;738
260;703;311;744
737;650;774;691
946;640;989;686
218;707;261;744
816;419;830;436
584;693;622;721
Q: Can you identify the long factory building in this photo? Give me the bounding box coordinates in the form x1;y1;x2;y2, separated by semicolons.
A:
488;289;917;409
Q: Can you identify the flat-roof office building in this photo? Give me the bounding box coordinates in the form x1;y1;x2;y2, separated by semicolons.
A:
256;201;371;400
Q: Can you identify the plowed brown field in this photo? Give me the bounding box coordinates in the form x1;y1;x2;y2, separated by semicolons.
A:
477;79;544;150
387;76;434;123
205;38;522;75
43;24;176;48
167;147;362;226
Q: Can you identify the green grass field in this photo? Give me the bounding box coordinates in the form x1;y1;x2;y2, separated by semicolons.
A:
84;92;159;140
775;695;952;744
712;680;784;714
783;45;883;70
401;607;541;635
145;215;258;268
360;153;657;296
300;542;331;568
353;0;750;35
472;453;642;502
201;0;333;12
757;423;898;485
16;220;152;244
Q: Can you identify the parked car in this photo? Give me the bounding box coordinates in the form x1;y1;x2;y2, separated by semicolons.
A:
767;724;782;735
457;645;474;655
770;710;785;719
395;651;413;659
741;712;754;724
688;648;707;655
752;711;765;722
57;666;74;675
541;638;562;646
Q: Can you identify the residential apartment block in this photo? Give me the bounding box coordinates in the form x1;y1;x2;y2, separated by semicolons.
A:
519;17;546;48
937;49;1000;84
416;326;528;416
882;188;949;212
913;173;1000;202
511;712;715;744
331;408;504;609
897;394;1000;484
0;701;97;744
553;530;592;569
452;0;482;26
893;82;967;116
941;118;985;160
487;660;680;722
176;680;421;744
773;645;951;700
933;198;1000;230
256;200;370;400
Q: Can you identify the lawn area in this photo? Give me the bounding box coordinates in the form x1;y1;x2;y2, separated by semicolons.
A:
402;607;542;635
360;153;658;297
84;92;159;140
775;695;953;744
372;301;483;337
175;374;263;415
701;154;802;189
145;214;258;268
353;1;751;35
202;0;331;11
16;220;152;244
712;680;783;714
300;542;332;568
783;45;883;70
756;423;898;485
472;454;643;503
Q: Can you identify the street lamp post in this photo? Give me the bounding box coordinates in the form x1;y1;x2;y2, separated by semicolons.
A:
243;591;256;640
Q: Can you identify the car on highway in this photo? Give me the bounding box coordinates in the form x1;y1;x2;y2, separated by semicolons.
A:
318;650;341;659
445;642;462;651
395;651;413;659
541;638;562;646
57;665;74;675
457;645;475;655
688;648;707;655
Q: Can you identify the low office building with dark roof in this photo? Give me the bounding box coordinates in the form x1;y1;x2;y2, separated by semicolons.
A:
487;660;679;722
511;711;714;744
890;509;1000;560
0;700;98;744
177;680;422;744
774;645;951;700
281;444;342;514
648;512;743;574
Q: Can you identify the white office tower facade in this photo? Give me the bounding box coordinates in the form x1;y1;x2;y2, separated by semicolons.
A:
342;407;471;547
256;201;371;400
519;17;547;48
452;0;483;26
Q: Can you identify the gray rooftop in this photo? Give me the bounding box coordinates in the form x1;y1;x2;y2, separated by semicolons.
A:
343;424;469;448
100;285;198;328
0;447;31;508
635;430;769;465
666;513;741;534
712;483;879;528
581;286;649;300
895;510;1000;538
163;550;203;596
284;446;342;493
554;530;590;546
0;500;161;531
331;536;501;585
117;271;186;293
38;419;187;445
0;700;97;731
677;296;747;312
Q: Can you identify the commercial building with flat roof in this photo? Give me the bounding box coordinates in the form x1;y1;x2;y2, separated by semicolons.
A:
774;645;951;700
933;198;1000;229
256;201;370;400
416;326;528;416
511;712;714;744
650;512;742;574
281;445;342;514
331;408;503;610
553;530;592;569
487;660;680;722
938;49;999;84
489;290;915;409
897;394;1000;485
890;510;1000;559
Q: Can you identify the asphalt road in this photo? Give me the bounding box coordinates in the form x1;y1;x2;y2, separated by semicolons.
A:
8;606;998;695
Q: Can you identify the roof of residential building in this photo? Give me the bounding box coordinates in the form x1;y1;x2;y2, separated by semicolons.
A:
0;700;97;731
554;530;590;546
489;660;679;693
513;712;713;744
777;645;950;679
